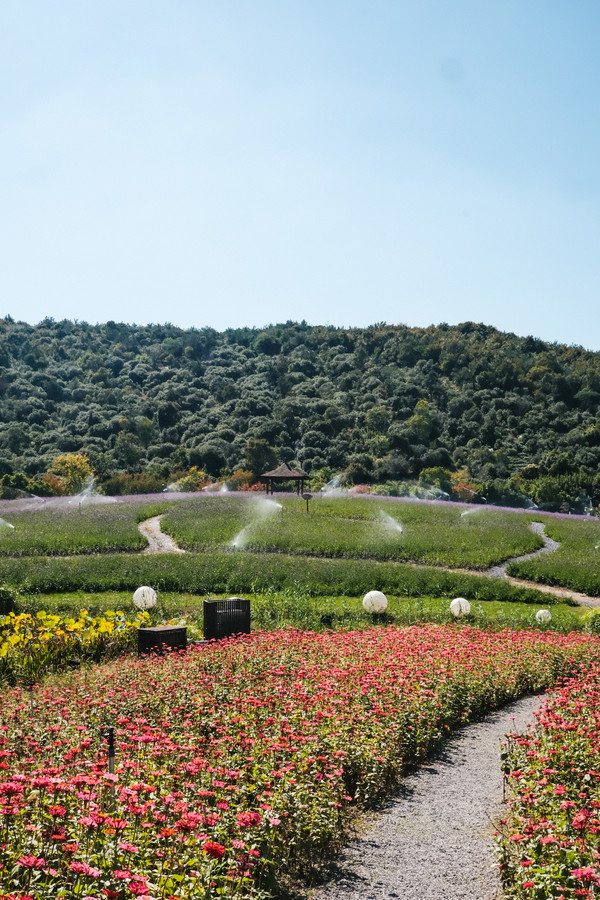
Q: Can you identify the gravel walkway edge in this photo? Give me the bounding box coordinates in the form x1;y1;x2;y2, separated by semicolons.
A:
307;694;543;900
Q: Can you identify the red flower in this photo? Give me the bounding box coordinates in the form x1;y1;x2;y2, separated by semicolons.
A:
48;805;66;816
128;881;149;896
236;811;262;827
203;840;226;859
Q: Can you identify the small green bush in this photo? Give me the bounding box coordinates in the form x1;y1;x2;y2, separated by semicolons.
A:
0;584;17;614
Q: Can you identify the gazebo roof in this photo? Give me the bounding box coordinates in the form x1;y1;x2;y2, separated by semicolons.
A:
261;462;308;479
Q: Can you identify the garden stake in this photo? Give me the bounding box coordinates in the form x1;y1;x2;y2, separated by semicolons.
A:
102;726;116;805
104;726;115;774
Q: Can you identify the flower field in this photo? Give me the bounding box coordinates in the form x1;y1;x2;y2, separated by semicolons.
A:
162;496;543;568
0;504;171;557
1;625;600;899
508;516;600;597
0;611;146;686
498;666;600;898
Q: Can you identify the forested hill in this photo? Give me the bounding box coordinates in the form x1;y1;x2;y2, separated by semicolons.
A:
1;317;600;509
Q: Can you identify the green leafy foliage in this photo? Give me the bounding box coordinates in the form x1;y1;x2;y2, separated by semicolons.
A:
0;502;165;556
1;318;600;509
0;546;555;602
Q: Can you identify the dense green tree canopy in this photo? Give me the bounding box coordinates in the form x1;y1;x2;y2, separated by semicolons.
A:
1;317;600;509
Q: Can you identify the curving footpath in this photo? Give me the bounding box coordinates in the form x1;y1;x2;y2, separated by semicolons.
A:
485;522;560;578
308;695;542;900
138;515;185;554
485;522;600;608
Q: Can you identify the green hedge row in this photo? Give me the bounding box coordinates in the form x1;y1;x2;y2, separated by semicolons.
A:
0;549;556;604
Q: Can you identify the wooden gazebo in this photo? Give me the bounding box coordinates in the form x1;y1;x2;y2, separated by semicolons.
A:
261;463;308;496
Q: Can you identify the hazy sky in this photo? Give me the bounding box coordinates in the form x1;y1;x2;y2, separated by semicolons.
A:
2;2;600;348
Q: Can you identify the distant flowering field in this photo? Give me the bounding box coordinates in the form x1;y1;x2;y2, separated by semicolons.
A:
1;625;599;899
498;667;600;899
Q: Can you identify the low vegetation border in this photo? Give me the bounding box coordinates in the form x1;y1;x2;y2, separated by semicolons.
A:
0;549;558;604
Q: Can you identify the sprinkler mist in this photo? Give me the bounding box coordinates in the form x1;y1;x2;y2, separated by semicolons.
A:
379;511;403;533
230;497;283;550
321;474;347;496
68;476;117;507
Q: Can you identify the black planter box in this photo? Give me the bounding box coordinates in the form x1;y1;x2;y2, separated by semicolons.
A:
138;625;187;655
203;598;251;641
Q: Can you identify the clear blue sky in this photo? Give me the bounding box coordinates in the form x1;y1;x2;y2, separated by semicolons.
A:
2;1;600;348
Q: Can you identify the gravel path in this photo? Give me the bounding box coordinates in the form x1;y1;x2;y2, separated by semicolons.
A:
138;515;185;554
308;694;542;900
486;522;559;578
484;522;600;608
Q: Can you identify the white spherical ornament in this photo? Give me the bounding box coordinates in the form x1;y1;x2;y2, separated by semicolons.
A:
133;586;158;610
536;608;552;625
450;597;471;618
363;590;388;613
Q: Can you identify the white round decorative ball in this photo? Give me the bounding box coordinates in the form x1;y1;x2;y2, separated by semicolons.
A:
450;597;471;618
363;590;388;613
536;608;552;625
133;586;158;610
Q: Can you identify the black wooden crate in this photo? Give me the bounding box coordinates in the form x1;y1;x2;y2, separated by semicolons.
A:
203;598;251;641
137;625;187;655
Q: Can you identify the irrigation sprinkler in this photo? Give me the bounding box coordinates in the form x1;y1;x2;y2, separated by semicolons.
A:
101;727;116;805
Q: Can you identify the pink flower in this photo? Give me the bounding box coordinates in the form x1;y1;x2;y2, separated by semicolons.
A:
236;811;262;827
17;854;45;869
48;805;66;816
118;841;139;853
572;867;599;883
128;881;149;896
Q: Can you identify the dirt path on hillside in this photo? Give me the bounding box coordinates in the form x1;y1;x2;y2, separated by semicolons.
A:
437;522;600;608
485;522;559;577
138;515;185;554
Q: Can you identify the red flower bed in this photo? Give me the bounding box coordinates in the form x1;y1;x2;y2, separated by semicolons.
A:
1;625;599;899
498;667;600;898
